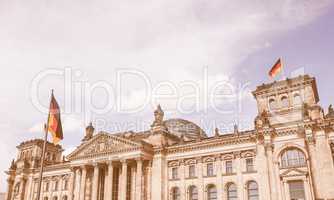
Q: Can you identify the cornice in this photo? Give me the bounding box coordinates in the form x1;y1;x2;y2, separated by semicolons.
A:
166;134;255;154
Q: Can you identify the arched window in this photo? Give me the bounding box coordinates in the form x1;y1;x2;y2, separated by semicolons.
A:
269;98;276;110
171;187;180;200
281;148;306;168
207;185;217;200
227;183;237;200
52;197;58;200
281;96;289;107
247;181;259;200
293;94;302;105
62;196;68;200
43;197;48;200
188;185;198;200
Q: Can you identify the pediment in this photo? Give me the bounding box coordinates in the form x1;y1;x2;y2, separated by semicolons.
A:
67;133;143;160
280;168;308;178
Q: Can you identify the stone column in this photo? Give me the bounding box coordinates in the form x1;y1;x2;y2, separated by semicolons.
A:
266;145;278;200
146;161;152;200
235;153;243;200
283;181;290;200
105;162;114;200
120;160;128;200
180;160;185;200
197;157;204;200
92;164;100;200
19;177;27;200
79;166;87;200
5;178;14;200
73;168;81;200
304;178;312;200
136;159;143;200
215;156;223;200
257;143;271;200
68;169;75;200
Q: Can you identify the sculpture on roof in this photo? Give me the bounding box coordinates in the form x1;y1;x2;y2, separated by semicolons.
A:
215;128;219;137
329;104;334;114
326;104;334;118
152;104;164;127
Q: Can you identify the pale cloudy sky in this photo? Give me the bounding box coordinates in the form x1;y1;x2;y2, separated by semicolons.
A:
1;0;334;192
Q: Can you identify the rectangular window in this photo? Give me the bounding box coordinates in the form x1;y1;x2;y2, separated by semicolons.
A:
207;163;214;176
189;165;196;178
289;181;305;200
226;161;233;174
246;158;254;172
172;167;178;179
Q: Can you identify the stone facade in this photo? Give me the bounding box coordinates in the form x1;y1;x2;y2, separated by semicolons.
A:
4;75;334;200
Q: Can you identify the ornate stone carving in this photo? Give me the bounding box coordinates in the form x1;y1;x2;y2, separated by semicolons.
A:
255;110;270;129
83;136;117;155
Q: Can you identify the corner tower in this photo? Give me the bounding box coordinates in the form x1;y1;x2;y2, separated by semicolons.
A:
252;75;323;127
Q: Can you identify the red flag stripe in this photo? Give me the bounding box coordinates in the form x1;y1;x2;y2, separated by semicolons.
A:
269;58;283;78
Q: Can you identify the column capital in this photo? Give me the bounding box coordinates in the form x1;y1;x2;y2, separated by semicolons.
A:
120;159;128;164
79;165;89;170
106;160;114;165
135;157;143;162
92;163;100;168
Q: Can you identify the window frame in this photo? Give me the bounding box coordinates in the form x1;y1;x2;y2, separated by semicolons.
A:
188;165;196;178
171;187;180;200
281;96;289;108
188;185;198;200
171;167;178;180
288;180;306;200
247;181;259;200
269;98;277;110
225;160;233;174
293;93;302;105
206;163;214;177
281;148;306;168
207;185;217;200
227;183;237;200
246;158;254;172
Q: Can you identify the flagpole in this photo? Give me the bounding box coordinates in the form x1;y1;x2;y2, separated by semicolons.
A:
36;90;53;200
36;125;48;200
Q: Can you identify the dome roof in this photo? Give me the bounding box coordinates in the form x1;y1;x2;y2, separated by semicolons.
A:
164;118;206;141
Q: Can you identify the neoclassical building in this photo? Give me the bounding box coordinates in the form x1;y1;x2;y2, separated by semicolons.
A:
5;75;334;200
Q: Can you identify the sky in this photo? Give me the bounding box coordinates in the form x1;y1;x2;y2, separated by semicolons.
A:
1;0;334;192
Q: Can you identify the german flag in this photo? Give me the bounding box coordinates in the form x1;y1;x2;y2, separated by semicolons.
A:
269;58;283;78
46;91;63;144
